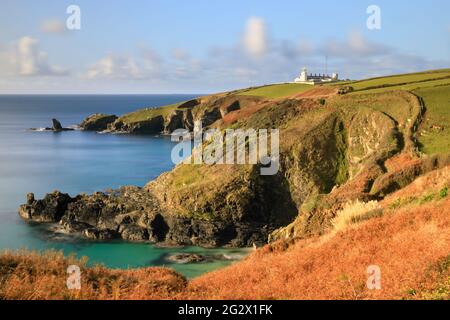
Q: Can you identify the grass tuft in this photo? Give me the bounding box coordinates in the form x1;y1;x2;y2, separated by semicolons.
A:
331;200;382;232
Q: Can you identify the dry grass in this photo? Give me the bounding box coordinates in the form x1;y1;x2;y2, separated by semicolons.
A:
221;102;267;125
0;250;186;300
331;200;382;232
295;87;338;98
3;197;448;300
2;167;450;300
382;165;450;210
186;198;450;300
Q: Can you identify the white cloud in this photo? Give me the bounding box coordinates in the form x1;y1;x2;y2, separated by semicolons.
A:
86;55;140;79
243;17;268;58
40;19;67;34
321;31;390;58
85;49;163;80
86;56;114;79
17;37;38;75
140;47;163;73
347;31;388;56
16;37;68;76
2;19;448;93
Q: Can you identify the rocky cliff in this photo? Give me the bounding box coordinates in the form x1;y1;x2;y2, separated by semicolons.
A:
19;79;450;248
80;114;118;131
80;95;263;135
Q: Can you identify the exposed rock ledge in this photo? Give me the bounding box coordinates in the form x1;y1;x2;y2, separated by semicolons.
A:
79;114;118;131
79;96;261;135
18;187;270;248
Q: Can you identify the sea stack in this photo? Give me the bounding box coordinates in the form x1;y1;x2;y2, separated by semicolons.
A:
52;119;63;131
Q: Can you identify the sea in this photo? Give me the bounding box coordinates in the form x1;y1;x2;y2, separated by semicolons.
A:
0;94;249;278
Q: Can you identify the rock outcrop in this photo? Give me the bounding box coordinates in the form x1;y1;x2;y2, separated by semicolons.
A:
19;191;74;222
19;185;271;247
177;99;201;109
52;119;63;131
100;96;259;135
164;109;194;133
110;116;165;134
80;114;118;131
166;253;205;264
30;119;75;132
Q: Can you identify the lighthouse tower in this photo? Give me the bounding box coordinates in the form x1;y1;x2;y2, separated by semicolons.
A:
294;67;308;83
299;67;308;82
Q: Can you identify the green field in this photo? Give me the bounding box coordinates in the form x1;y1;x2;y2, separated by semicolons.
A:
347;69;450;92
238;83;313;99
359;78;450;94
414;85;450;155
339;69;450;155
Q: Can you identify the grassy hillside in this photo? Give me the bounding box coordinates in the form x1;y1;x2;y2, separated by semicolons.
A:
357;78;450;94
238;83;312;98
414;85;450;154
3;166;449;300
346;69;450;92
112;69;450;140
119;103;180;124
339;69;450;155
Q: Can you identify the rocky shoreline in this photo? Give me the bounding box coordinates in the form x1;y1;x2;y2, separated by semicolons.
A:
19;186;272;248
78;96;259;135
20;95;277;248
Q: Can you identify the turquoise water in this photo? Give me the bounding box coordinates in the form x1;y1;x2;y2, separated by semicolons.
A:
0;95;248;278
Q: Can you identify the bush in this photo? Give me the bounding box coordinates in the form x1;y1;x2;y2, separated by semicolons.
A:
338;86;354;95
440;187;449;199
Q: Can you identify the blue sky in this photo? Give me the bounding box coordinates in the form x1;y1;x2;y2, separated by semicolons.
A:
0;0;449;93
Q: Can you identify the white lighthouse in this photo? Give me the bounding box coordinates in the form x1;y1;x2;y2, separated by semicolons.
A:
294;67;339;85
294;67;308;83
298;67;308;82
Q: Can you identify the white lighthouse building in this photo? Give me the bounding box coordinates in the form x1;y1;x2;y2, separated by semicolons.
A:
294;67;338;85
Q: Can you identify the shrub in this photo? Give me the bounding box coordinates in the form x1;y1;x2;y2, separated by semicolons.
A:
440;187;448;199
388;196;417;210
338;86;354;95
419;194;435;204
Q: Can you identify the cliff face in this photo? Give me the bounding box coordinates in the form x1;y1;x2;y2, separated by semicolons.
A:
86;95;263;135
79;114;118;131
19;75;450;248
